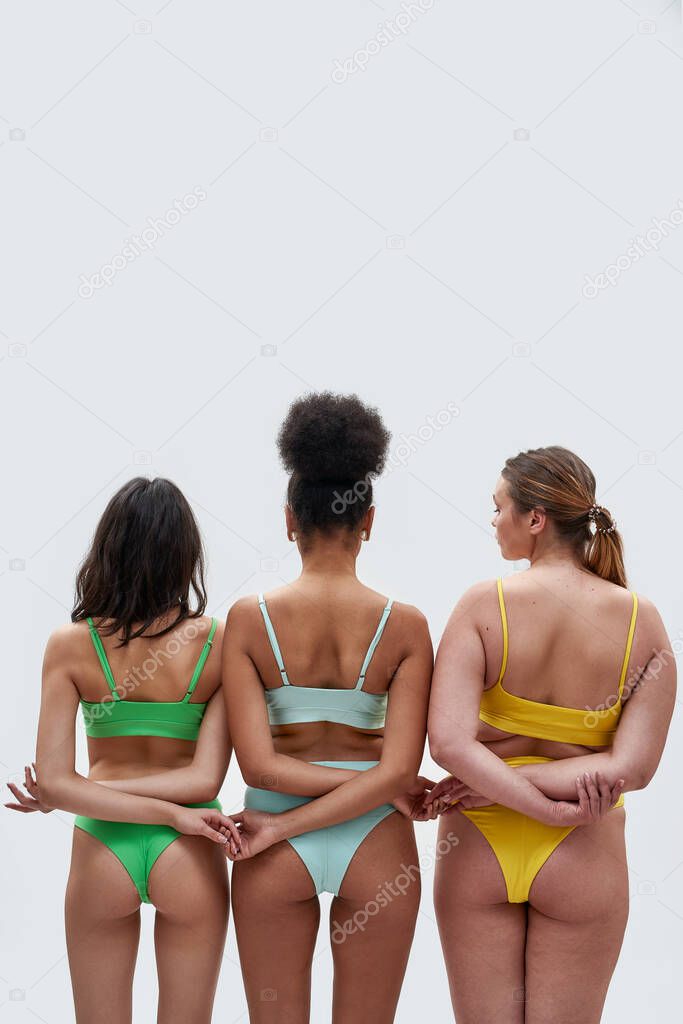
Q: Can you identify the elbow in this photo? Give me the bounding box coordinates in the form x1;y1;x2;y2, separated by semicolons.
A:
38;776;66;807
429;735;461;773
626;765;655;792
191;777;222;802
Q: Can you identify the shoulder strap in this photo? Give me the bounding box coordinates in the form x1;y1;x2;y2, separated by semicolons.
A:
185;617;218;700
257;594;291;686
86;617;120;699
495;578;509;686
355;599;394;690
617;592;638;698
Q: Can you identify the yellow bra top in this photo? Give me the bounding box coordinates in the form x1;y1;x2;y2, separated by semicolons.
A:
479;578;639;747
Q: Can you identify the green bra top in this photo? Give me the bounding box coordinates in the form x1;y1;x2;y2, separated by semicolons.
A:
80;616;218;741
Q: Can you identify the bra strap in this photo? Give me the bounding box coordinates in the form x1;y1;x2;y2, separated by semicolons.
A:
355;599;393;690
257;594;291;686
617;592;639;698
185;617;218;700
86;617;120;700
496;578;509;685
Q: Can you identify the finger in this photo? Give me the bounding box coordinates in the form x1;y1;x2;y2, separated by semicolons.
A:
610;779;625;806
5;803;35;813
583;771;599;814
7;783;32;806
594;771;611;815
202;823;230;845
576;776;589;817
218;817;242;849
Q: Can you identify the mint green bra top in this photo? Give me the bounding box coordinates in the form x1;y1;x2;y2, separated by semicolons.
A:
81;617;218;740
257;593;393;730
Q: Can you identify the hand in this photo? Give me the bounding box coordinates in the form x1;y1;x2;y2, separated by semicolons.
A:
223;808;282;861
5;764;53;814
423;775;494;816
392;776;437;821
545;771;625;828
170;805;242;854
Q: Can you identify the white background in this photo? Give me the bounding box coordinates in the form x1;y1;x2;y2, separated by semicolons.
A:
2;1;682;1021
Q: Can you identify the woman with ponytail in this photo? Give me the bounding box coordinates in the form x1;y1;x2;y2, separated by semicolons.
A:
427;446;675;1023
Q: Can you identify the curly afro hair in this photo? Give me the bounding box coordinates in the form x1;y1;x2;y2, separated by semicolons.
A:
277;392;391;534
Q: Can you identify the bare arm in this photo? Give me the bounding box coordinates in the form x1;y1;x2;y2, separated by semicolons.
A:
428;583;587;827
514;597;676;798
97;690;231;803
223;599;367;795
34;629;231;844
262;607;434;842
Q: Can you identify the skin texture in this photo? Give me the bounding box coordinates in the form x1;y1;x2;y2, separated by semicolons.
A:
17;614;236;1024
224;504;434;1023
428;476;675;1024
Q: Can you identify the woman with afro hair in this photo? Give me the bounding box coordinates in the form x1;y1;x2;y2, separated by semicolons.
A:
222;391;435;1023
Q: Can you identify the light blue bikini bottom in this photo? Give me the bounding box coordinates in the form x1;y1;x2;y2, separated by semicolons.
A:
244;760;396;895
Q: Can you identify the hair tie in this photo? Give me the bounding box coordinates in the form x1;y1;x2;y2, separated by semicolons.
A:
587;503;617;535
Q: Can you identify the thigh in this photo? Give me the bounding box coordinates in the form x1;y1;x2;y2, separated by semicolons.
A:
525;810;629;1024
231;840;320;1024
433;810;527;1024
66;827;142;1024
329;811;420;1024
149;835;230;1024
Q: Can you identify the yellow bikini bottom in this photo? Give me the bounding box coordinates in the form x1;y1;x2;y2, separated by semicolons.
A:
458;756;625;903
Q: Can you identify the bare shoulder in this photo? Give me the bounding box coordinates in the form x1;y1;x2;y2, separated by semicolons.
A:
225;594;262;636
44;621;89;663
390;599;430;634
446;578;499;625
629;591;669;646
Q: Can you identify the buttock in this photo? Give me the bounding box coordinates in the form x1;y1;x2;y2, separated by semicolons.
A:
244;761;396;895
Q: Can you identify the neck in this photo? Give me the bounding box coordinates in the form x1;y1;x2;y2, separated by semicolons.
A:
528;537;584;573
298;540;359;580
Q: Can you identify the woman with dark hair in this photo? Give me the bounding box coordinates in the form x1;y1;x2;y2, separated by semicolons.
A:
427;447;675;1023
6;477;238;1024
221;392;435;1023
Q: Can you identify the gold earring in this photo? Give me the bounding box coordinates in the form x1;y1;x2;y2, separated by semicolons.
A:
360;530;367;540
289;531;297;542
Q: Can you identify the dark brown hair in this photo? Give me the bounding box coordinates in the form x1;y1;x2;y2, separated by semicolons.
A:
501;446;627;587
72;477;207;642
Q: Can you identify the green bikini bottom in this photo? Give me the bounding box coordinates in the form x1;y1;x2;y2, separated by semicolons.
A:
244;761;396;895
74;799;222;903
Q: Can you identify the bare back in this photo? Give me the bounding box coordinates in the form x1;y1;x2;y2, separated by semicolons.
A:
474;566;648;757
242;579;422;762
62;614;223;780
